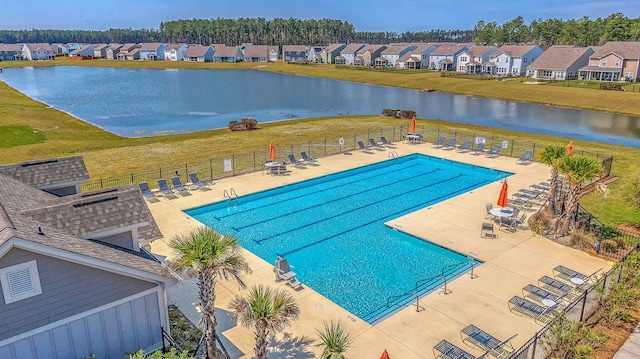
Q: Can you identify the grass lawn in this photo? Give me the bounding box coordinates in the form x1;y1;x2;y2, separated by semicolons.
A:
0;58;639;227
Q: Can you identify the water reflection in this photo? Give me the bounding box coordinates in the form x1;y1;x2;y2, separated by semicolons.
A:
1;66;638;147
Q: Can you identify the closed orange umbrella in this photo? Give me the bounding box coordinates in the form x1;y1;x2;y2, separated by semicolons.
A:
566;141;574;155
497;180;508;208
269;141;276;161
380;349;390;359
410;115;416;133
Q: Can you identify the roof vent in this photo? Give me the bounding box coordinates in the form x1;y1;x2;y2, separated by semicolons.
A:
72;196;118;208
37;226;45;235
21;159;59;167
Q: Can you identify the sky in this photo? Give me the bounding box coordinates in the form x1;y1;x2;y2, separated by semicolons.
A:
1;0;639;33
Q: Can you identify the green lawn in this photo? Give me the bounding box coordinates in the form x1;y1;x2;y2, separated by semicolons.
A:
0;58;639;227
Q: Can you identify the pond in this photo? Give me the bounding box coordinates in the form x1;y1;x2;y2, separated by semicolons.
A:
1;66;639;147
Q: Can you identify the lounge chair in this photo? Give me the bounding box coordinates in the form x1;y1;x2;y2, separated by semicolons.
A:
460;324;516;358
485;144;501;158
369;138;386;151
516;150;533;165
300;151;319;165
357;141;374;153
380;136;397;148
522;284;561;303
138;182;157;201
157;179;176;198
433;339;489;359
442;138;457;150
508;296;557;324
171;176;190;195
431;136;446;148
274;256;302;289
469;143;485;155
553;266;602;285
288;154;307;168
456;140;472;153
538;275;574;296
188;172;211;190
481;223;496;238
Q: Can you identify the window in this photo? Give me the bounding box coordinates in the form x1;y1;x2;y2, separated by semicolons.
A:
0;261;42;304
601;59;607;66
615;59;621;67
523;58;528;63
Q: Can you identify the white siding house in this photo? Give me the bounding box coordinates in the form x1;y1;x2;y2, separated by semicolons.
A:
164;44;188;61
485;45;543;76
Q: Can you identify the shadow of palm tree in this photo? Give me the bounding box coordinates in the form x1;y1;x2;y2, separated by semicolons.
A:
267;333;316;359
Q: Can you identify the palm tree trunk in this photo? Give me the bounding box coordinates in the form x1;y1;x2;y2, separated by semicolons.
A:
254;321;269;359
546;170;559;214
199;271;218;359
559;186;579;236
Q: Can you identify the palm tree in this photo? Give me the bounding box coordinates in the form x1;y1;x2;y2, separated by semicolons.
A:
315;320;354;359
227;284;301;359
169;227;251;359
556;156;603;236
538;146;566;213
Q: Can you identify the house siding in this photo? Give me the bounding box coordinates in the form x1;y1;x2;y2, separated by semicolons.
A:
45;185;78;196
97;231;135;251
0;248;157;341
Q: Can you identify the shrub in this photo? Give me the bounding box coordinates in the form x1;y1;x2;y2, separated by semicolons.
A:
528;210;553;235
569;229;597;250
599;239;620;253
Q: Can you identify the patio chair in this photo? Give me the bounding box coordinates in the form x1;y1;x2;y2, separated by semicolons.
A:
508;296;557;324
456;140;472;153
442;137;457;150
369;138;386;151
460;324;517;359
469;143;485;155
188;172;211;190
431;136;446;148
481;223;496;238
522;284;561;303
288;154;307;168
171;176;190;196
138;182;158;202
300;151;319;165
274;256;302;289
516;150;533;165
485;144;501;158
538;275;574;296
357;141;374;153
484;203;494;219
380;136;397;148
553;266;602;285
157;179;176;198
434;339;489;359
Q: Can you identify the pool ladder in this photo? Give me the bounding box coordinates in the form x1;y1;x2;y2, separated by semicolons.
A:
388;151;399;159
223;188;238;206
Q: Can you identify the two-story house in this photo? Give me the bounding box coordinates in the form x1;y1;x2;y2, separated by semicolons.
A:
212;45;242;62
164;44;188;61
428;44;470;71
183;44;214;62
354;44;387;66
335;43;366;65
320;44;346;64
578;41;640;82
396;44;438;69
282;45;308;62
21;43;54;61
116;44;141;60
526;45;594;80
377;44;414;67
139;43;165;61
484;45;543;76
106;44;123;60
242;45;279;62
456;45;498;74
0;44;24;60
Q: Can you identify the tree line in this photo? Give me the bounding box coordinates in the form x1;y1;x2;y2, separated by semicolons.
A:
0;13;638;48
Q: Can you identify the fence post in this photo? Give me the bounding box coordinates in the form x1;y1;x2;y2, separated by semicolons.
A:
232;154;235;176
579;290;588;322
100;179;104;189
253;152;256;172
209;159;213;180
531;331;538;359
510;140;514;157
130;173;134;185
159;168;162;178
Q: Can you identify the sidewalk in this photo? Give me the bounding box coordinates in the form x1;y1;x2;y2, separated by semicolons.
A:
614;323;640;358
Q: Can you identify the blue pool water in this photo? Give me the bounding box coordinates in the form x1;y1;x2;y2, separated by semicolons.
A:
187;154;511;323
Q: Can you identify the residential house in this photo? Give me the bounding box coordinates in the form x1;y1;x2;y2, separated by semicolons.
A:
212;45;242;62
320;44;346;64
50;43;67;55
526;45;594;80
484;44;543;76
21;43;54;60
0;156;176;359
62;43;81;55
354;44;387;66
0;156;89;196
183;44;214;62
456;45;498;74
164;44;188;61
69;45;95;59
0;44;24;60
282;45;307;62
105;44;123;60
578;41;640;82
428;44;469;71
116;44;141;60
92;44;109;59
243;45;279;62
378;44;415;67
307;46;323;63
335;43;366;65
139;43;165;61
396;44;438;69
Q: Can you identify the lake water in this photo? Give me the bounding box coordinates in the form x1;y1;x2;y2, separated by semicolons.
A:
1;66;639;147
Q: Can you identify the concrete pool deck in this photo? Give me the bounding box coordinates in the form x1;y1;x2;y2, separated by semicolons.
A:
148;141;613;359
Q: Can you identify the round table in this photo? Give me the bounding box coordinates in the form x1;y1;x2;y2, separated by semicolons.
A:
489;208;514;218
541;298;557;307
570;277;585;285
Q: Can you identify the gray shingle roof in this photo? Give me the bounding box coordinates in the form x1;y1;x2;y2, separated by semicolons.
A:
282;45;307;52
243;45;278;58
430;44;467;55
591;41;640;59
0;155;89;187
527;46;593;70
494;45;538;58
465;46;497;57
139;43;163;51
213;45;241;57
185;45;212;57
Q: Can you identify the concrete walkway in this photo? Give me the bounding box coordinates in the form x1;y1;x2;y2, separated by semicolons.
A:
149;141;614;358
613;324;640;359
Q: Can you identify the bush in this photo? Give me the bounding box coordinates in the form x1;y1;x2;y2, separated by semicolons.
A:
528;210;553;235
600;239;620;253
569;229;597;250
381;109;416;119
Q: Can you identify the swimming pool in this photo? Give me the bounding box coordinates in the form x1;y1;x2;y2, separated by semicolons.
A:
186;154;511;323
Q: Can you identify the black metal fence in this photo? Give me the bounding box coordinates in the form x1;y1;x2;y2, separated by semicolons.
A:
439;72;501;80
80;124;614;192
507;246;640;359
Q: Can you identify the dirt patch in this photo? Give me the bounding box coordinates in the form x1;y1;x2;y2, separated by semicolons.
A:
592;308;640;358
618;223;640;236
